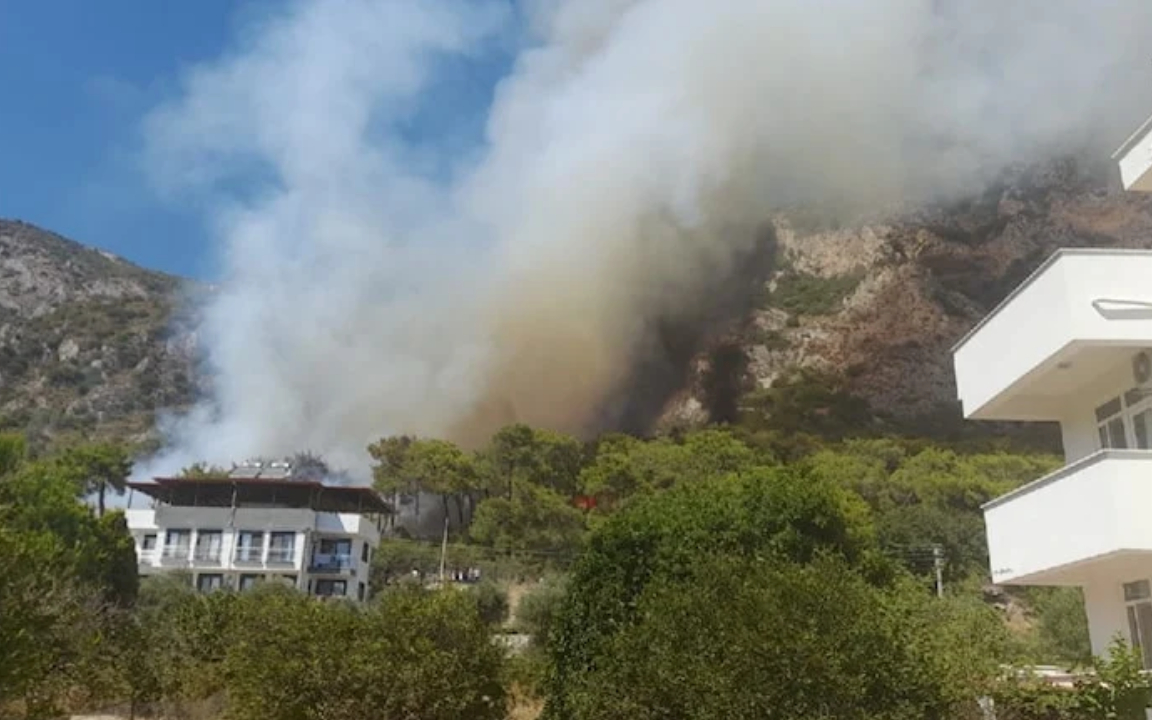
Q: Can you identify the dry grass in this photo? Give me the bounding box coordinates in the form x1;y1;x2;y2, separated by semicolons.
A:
507;693;545;720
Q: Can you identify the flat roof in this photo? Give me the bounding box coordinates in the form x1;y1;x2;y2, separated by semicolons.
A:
128;475;391;515
950;248;1152;354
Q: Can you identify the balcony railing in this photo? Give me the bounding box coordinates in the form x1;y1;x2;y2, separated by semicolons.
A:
193;548;223;564
266;548;296;564
234;546;265;563
310;554;354;573
161;545;191;562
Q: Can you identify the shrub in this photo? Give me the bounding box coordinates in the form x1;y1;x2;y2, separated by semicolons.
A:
549;553;1004;720
516;575;568;650
469;580;510;626
767;270;863;315
224;586;505;720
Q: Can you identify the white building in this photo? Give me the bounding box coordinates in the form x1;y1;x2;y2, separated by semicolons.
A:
127;463;390;602
952;113;1152;666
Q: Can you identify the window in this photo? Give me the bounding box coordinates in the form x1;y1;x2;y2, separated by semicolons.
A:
1135;409;1152;450
268;532;296;563
163;529;192;559
1094;388;1152;451
1126;580;1152;669
1097;397;1128;449
197;574;224;593
234;531;264;562
314;579;347;597
358;582;366;602
194;530;223;563
142;534;157;551
361;542;369;563
238;574;262;592
312;538;352;570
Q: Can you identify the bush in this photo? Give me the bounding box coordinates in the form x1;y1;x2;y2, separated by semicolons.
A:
545;467;889;718
990;639;1152;720
469;580;510;626
516;575;568;650
550;553;1004;720
224;586;505;720
767;270;863;315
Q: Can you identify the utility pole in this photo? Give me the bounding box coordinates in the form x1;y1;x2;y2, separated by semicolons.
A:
438;515;449;586
933;544;945;598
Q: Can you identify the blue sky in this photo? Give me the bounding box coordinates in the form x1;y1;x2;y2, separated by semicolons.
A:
0;1;511;279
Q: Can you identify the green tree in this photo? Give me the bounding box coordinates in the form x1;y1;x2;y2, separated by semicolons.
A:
405;438;479;530
556;553;1006;720
579;429;765;509
369;434;417;509
0;528;106;718
178;461;229;478
223;586;505;720
479;424;585;500
57;441;133;517
516;575;568;651
469;482;585;558
1028;587;1092;666
468;580;510;626
545;466;882;718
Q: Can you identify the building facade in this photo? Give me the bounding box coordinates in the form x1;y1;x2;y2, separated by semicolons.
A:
953;113;1152;665
127;463;390;601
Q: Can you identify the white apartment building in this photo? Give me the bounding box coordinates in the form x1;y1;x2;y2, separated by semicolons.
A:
952;112;1152;666
127;462;390;602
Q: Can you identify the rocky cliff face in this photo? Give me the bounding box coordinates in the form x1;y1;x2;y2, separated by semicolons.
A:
0;220;201;451
7;160;1151;454
661;160;1152;443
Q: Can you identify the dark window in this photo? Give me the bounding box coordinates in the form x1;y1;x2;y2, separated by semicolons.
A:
197;574;224;593
315;579;347;597
361;542;369;562
142;534;157;550
1097;397;1123;422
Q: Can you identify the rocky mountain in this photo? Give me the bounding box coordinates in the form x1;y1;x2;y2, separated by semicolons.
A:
0;220;201;452
662;159;1152;448
6;159;1151;456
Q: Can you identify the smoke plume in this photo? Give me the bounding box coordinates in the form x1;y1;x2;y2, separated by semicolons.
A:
140;0;1152;479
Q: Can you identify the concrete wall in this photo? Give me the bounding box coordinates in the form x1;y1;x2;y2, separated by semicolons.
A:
954;250;1152;420
984;451;1152;584
1084;580;1130;656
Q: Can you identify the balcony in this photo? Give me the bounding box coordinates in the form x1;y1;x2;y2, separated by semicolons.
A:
953;249;1152;421
1115;113;1152;193
160;545;191;565
233;546;265;564
984;450;1152;585
193;549;223;566
309;554;355;574
266;548;296;565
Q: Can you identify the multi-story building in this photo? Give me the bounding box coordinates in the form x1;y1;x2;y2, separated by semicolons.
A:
126;461;390;601
952;111;1152;665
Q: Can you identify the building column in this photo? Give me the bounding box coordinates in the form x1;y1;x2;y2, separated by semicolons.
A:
1083;580;1129;656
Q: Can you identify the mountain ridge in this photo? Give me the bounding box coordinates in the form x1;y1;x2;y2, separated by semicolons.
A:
0;218;202;452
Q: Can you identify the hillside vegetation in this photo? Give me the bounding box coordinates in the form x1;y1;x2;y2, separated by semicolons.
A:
4;425;1137;720
0;220;200;452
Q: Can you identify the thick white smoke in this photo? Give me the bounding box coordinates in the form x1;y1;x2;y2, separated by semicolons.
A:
139;0;1152;480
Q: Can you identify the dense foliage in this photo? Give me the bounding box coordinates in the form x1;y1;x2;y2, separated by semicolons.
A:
0;420;1096;719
